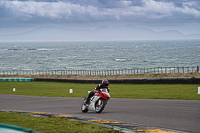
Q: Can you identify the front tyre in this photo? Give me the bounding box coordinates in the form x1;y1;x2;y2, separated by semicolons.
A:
95;100;106;113
81;102;88;113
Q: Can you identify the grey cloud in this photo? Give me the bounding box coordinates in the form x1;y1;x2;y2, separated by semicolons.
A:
0;0;199;25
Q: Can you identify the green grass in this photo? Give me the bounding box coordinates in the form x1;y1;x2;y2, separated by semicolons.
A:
0;82;200;100
0;112;119;133
111;84;200;100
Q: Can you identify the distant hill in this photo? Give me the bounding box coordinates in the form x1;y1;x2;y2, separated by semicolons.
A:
0;25;199;41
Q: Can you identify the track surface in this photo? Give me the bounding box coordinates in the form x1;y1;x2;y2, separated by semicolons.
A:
0;95;200;133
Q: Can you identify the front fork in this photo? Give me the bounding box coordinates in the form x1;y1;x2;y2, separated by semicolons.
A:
98;99;102;105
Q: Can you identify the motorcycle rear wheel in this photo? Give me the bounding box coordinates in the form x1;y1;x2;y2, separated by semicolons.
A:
95;100;106;113
81;102;88;113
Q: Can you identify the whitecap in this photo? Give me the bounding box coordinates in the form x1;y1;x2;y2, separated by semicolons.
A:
0;49;7;51
58;57;68;59
115;59;127;61
37;48;53;51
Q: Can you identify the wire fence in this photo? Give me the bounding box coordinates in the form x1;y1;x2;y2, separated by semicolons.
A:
0;66;199;76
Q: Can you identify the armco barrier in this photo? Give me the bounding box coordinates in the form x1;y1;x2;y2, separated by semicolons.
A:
35;77;200;84
0;123;39;133
0;78;33;82
35;78;101;84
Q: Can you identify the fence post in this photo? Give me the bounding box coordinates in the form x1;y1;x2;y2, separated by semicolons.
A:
1;66;198;76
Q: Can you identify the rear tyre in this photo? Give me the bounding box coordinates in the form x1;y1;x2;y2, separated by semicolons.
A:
95;100;106;113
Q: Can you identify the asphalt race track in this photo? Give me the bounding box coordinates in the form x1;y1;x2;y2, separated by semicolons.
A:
0;94;200;133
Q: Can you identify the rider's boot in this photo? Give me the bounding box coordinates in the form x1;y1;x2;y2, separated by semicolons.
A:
85;91;94;108
85;104;89;109
85;97;90;105
85;97;90;108
86;91;93;104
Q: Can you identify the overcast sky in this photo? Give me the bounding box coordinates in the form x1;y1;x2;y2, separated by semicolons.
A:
0;0;200;35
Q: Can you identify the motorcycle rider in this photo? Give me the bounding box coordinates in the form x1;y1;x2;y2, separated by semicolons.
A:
85;79;109;108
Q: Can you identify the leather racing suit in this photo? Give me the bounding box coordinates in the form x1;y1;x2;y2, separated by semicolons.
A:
86;84;109;104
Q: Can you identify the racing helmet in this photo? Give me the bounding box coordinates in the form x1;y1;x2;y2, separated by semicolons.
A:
102;80;109;86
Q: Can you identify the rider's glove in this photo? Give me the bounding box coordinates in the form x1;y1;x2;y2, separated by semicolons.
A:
94;90;99;93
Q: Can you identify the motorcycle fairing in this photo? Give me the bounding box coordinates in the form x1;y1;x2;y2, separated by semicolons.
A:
89;96;100;111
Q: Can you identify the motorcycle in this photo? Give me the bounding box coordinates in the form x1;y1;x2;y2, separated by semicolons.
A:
81;88;110;113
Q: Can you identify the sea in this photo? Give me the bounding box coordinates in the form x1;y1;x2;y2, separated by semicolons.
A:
0;40;200;71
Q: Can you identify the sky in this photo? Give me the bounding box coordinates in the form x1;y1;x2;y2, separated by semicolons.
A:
0;0;200;35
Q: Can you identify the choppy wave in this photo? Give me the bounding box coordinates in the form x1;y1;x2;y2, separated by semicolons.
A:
37;48;54;51
6;48;54;51
0;40;200;70
8;49;37;50
115;59;127;61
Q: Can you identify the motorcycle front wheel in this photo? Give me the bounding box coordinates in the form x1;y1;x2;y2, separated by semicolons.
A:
95;100;106;113
81;102;88;113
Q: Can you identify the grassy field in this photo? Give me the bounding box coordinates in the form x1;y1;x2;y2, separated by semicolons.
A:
0;82;200;100
0;112;119;133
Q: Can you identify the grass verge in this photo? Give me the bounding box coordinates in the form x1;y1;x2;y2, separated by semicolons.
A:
0;82;200;100
0;112;119;133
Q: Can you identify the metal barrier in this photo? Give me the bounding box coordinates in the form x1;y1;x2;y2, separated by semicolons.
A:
0;78;33;82
35;77;200;84
0;123;39;133
0;66;199;76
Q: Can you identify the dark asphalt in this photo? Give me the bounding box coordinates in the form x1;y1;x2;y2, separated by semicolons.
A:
0;94;200;133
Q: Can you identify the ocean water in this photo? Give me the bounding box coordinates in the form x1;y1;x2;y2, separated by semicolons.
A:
0;40;199;71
